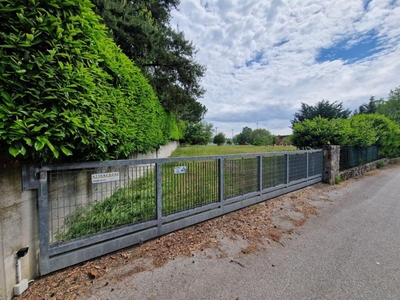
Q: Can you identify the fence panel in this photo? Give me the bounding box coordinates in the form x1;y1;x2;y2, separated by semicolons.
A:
224;157;259;199
340;146;379;171
35;149;323;275
162;160;219;216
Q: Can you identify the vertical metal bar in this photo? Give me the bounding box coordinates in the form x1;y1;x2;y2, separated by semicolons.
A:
156;163;162;234
286;153;290;186
38;170;50;275
258;155;262;193
306;152;309;180
219;158;224;206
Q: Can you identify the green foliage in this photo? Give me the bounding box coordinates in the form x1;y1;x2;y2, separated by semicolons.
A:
250;128;273;146
376;86;400;125
291;100;351;127
292;117;348;149
281;135;292;145
292;114;400;157
92;0;207;123
335;175;343;185
0;0;178;162
354;96;379;115
376;161;386;169
235;126;253;144
213;132;226;146
182;122;213;145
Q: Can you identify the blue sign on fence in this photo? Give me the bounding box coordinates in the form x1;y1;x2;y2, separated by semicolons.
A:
174;166;187;174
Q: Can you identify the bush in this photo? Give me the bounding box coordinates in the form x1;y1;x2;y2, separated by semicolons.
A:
0;0;180;162
213;133;226;146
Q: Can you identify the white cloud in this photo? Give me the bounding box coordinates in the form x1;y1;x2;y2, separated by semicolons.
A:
172;0;400;137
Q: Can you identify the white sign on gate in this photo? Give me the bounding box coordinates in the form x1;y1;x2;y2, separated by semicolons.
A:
91;172;120;184
174;166;187;174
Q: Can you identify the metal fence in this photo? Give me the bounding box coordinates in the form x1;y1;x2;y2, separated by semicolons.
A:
34;150;323;275
339;146;379;171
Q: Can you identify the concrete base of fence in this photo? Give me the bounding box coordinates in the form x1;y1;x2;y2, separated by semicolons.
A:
339;157;400;181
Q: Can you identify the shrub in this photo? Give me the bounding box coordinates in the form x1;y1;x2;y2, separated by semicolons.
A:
213;132;226;146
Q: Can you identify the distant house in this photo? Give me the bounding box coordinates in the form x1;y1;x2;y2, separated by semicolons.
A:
277;135;290;145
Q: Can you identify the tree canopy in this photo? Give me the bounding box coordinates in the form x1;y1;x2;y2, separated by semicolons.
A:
375;87;400;125
92;0;207;123
182;122;213;145
213;132;226;146
291;100;351;126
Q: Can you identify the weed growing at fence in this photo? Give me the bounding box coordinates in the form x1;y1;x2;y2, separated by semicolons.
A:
377;161;386;169
335;175;343;185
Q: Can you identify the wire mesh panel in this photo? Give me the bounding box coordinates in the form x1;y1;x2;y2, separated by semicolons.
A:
340;146;379;171
48;164;156;245
224;157;259;199
308;151;323;176
289;153;307;182
162;160;219;216
262;154;286;189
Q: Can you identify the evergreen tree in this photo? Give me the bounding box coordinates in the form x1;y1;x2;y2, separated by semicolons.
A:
92;0;207;123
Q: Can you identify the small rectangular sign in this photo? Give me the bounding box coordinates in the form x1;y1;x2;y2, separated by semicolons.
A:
91;172;120;184
174;166;187;174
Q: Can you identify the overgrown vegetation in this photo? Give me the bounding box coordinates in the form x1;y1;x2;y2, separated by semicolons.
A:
0;0;183;162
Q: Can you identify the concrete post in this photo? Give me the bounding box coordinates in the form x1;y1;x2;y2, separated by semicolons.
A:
323;145;340;184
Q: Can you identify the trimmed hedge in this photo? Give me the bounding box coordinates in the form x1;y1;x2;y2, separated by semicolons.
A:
0;0;183;162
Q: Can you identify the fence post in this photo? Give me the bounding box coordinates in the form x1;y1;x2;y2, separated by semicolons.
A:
156;163;163;234
218;158;224;206
323;145;340;184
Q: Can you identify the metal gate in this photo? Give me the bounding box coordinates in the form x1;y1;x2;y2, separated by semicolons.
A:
23;149;323;275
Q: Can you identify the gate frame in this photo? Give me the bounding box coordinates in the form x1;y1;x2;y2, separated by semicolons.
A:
23;149;323;275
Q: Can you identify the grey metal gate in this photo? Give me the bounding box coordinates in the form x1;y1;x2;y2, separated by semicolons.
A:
23;149;323;275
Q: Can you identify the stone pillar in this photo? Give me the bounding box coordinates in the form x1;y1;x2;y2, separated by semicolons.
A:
323;145;340;184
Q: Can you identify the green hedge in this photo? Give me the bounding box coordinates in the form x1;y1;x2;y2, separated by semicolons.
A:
292;114;400;157
0;0;183;162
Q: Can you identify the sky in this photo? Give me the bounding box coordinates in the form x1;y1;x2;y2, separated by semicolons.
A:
171;0;400;138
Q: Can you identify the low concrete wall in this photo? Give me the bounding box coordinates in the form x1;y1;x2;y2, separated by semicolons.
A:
0;141;179;300
0;160;39;300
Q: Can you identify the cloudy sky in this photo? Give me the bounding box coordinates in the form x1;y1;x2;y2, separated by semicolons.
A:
171;0;400;138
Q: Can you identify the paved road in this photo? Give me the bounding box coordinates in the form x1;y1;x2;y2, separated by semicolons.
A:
87;165;400;300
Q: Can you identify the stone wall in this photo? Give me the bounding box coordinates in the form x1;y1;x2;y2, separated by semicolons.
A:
339;157;400;181
323;145;340;184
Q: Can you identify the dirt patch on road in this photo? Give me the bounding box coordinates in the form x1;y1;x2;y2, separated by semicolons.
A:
18;182;337;300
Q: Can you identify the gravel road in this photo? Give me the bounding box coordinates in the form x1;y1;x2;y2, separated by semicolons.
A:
84;164;400;300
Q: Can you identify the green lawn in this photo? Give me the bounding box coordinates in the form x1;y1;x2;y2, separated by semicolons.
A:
170;145;296;157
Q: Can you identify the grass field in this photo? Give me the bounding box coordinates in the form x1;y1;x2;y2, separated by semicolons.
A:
170;145;296;157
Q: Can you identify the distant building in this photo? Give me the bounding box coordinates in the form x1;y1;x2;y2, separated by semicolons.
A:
277;135;290;145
